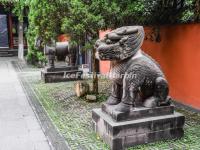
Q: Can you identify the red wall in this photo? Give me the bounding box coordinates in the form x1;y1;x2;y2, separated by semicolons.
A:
99;30;111;74
99;24;200;110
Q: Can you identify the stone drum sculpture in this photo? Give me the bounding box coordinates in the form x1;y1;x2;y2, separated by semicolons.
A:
41;41;82;83
92;26;185;150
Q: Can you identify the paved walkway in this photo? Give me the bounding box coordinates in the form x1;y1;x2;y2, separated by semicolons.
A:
0;57;51;150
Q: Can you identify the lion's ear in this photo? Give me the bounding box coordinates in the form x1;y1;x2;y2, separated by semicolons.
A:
115;27;126;35
125;27;138;35
107;32;122;40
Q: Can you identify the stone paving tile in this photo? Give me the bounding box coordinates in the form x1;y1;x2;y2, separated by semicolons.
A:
0;58;51;150
0;136;50;150
25;116;42;130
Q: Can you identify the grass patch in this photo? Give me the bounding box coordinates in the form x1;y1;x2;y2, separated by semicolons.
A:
22;71;200;150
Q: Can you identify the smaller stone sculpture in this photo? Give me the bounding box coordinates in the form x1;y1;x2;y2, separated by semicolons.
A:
38;39;83;83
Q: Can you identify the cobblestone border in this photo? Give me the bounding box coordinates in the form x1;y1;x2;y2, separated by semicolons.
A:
12;61;70;150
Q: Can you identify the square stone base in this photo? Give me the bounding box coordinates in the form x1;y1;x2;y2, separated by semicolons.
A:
41;69;83;83
92;108;185;150
102;103;175;122
44;66;78;72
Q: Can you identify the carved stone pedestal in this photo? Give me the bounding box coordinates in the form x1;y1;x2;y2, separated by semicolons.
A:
92;104;185;150
41;66;83;83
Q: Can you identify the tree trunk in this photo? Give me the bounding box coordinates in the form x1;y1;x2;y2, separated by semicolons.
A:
92;48;98;94
195;0;200;21
18;20;24;60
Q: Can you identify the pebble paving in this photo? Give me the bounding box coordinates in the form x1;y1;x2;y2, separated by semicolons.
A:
0;58;51;150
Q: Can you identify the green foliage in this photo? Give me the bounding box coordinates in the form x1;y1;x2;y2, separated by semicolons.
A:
1;0;199;63
114;0;146;25
180;0;196;22
26;0;65;63
60;0;199;45
181;10;195;22
36;52;47;63
0;0;16;4
114;0;198;25
61;0;120;93
61;0;103;45
12;0;28;21
0;0;15;13
87;0;121;29
82;42;94;52
0;0;27;21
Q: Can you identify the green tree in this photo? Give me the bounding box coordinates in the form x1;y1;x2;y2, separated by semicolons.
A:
61;0;121;94
26;0;66;63
1;0;199;90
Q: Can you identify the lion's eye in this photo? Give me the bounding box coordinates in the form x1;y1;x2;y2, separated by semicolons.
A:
119;40;124;45
106;39;112;44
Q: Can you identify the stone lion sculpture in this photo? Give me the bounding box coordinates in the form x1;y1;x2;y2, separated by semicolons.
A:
95;26;171;112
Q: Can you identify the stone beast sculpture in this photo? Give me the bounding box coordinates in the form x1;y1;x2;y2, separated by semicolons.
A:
95;26;171;112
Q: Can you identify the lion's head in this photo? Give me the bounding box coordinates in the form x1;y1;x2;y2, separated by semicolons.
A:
95;26;145;61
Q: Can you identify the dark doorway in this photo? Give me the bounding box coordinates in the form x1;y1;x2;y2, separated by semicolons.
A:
0;14;9;48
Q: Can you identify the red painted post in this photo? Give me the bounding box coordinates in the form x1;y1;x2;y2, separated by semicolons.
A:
8;14;14;49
